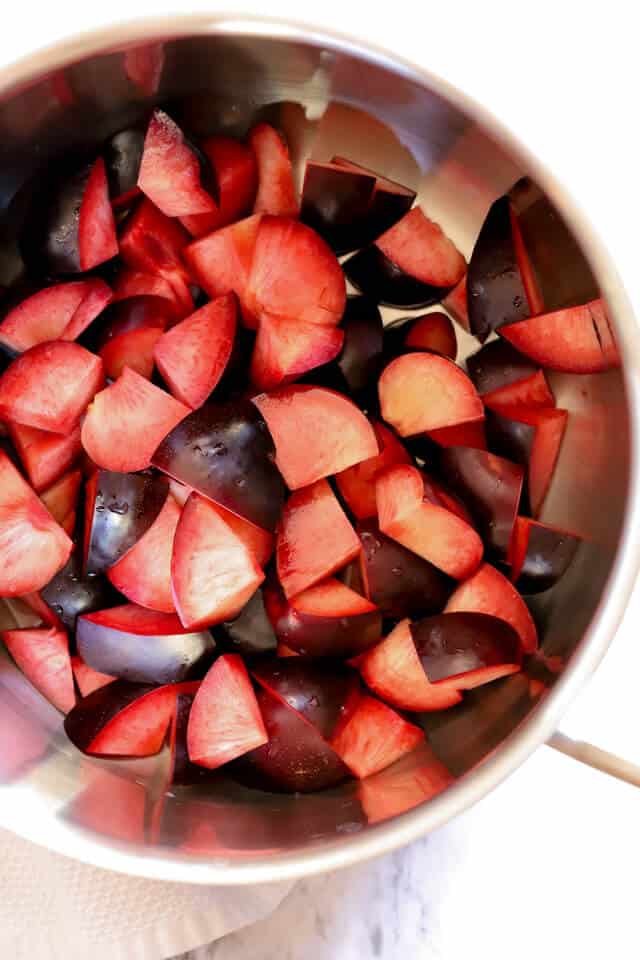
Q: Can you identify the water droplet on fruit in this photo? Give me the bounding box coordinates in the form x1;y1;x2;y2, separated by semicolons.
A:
210;442;226;456
108;500;129;515
513;295;523;308
236;478;246;488
391;567;402;576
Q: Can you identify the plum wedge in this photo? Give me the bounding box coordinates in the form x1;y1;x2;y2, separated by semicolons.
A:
445;562;538;653
249;123;298;218
180;135;258;237
2;626;75;713
509;517;581;594
336;420;411;520
0;279;112;353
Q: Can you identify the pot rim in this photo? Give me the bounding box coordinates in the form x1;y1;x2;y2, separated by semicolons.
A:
0;12;638;885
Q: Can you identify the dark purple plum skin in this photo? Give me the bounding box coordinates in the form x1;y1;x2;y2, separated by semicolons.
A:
211;325;256;402
484;409;535;514
437;447;524;561
20;160;93;276
466;339;538;395
76;615;216;685
215;589;277;657
103;128;145;204
85;469;169;576
300;163;376;254
271;596;382;658
411;612;521;682
240;687;350;793
169;692;216;786
343;246;449;310
357;519;454;619
467;194;530;342
152;400;286;531
64;679;156;754
40;554;123;640
251;658;360;741
515;523;581;594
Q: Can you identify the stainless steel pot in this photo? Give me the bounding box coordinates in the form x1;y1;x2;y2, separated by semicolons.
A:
0;15;638;885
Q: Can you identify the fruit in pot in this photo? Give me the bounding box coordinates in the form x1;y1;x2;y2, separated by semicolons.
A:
335;420;412;520
104;127;145;209
249;123;298;217
180;135;258;237
40;553;123;636
0;279;112;353
508;517;581;594
445;562;538;653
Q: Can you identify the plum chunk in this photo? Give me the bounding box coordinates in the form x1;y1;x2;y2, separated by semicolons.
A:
152;399;286;531
249;313;343;391
40;553;123;635
104;127;145;209
445;562;538;653
410;612;522;684
180;135;258;238
300;161;376;253
466;339;538;395
249;123;298;217
388;311;458;360
336;420;411;520
8;421;82;492
2;626;75;713
509;517;581;594
330;693;424;779
0;279;112;353
482;370;554;410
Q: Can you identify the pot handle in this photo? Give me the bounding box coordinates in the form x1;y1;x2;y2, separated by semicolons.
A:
547;589;640;787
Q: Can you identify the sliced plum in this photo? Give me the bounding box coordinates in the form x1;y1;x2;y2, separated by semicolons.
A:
336;420;411;520
379;352;483;437
403;311;457;360
265;577;381;657
330;693;424;779
119;198;192;311
0;341;103;433
154;293;237;408
509;516;581;594
40;553;123;635
253;385;378;490
77;157;119;271
410;612;522;685
71;656;114;697
249;313;344;391
216;588;277;657
84;468;168;575
357;518;454;619
180;135;258;238
100;325;163;381
107;492;180;613
437;447;523;561
466;339;538;395
8;421;82;492
248;123;298;218
137;109;217;217
104;127;145;209
186;654;267;769
445;562;538;653
376;464;483;580
165;687;215;786
300;160;376;253
482;370;554;409
111;269;186;319
0;279;112;353
81;367;190;473
2;626;75;713
442;274;470;331
344;246;444;310
40;469;82;527
172;492;265;629
466;195;531;341
76;604;215;684
183;214;261;320
500;299;619;372
151;399;286;531
276;479;361;598
484;404;567;515
0;449;72;596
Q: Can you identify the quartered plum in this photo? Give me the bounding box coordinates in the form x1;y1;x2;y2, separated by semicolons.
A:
0;279;112;354
151;399;286;531
509;516;581;594
40;552;123;635
8;420;82;492
466;339;539;395
384;311;457;362
336;420;411;520
410;612;522;685
249;123;298;218
180;135;258;238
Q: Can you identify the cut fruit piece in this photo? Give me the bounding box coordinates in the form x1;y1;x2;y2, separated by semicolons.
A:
207;503;274;568
137;109;216;217
104;127;145;209
119;198;192;305
466;339;539;395
172;492;265;629
376;464;483;580
107;493;180;613
335;420;412;520
378;353;483;437
71;656;114;697
187;654;267;769
253;385;378;490
0;279;112;353
250;313;343;391
330;693;424;779
500;299;620;372
276;479;361;598
77;604;215;684
81;367;190;473
445;562;538;653
404;311;457;360
84;468;168;575
249;123;298;217
242;686;350;793
357;519;454;619
154;294;237;408
152;399;286;531
183;214;261;315
111;270;186;318
93;293;172;345
216;589;277;657
0;342;103;433
100;326;163;381
410;612;522;685
166;688;212;786
359;742;454;823
0;449;73;596
8;421;82;492
344;245;447;310
482;370;554;409
246;216;346;327
2;626;75;713
442;274;470;331
64;680;183;757
40;469;82;525
376;208;466;288
266;577;381;657
180;135;258;237
484;404;567;515
509;516;581;594
467;195;531;342
40;553;123;634
359;619;463;712
427;419;487;451
78;157;118;271
437;447;523;561
77;604;195;635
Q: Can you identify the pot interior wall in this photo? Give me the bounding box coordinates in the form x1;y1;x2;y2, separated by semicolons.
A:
0;31;629;864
